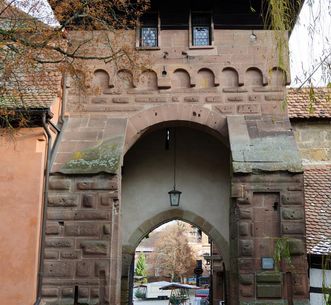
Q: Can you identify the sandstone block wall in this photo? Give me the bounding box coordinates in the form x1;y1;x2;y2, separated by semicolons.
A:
292;121;331;163
38;28;310;305
42;175;120;304
231;173;308;305
65;30;289;119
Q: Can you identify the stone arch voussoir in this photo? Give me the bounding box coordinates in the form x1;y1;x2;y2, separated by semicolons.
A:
124;208;230;269
124;104;228;154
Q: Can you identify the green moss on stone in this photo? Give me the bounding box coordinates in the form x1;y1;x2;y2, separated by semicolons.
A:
61;136;123;174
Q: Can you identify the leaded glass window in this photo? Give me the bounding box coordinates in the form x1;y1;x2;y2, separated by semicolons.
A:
193;26;210;46
140;27;158;47
191;13;211;46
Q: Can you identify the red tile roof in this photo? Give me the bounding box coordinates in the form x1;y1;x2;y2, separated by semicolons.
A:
1;70;62;109
0;0;61;109
304;166;331;255
287;88;331;119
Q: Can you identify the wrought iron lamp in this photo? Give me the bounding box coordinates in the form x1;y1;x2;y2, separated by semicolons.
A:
168;129;181;206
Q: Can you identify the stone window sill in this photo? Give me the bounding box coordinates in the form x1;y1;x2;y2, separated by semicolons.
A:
136;46;161;51
189;45;214;50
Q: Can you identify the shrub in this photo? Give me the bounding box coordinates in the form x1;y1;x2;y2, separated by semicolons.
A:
135;288;146;299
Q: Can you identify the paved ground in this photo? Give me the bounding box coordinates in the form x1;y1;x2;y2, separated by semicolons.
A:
134;299;169;305
134;298;199;305
133;292;198;305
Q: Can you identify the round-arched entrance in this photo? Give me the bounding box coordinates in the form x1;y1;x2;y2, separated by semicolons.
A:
121;115;230;305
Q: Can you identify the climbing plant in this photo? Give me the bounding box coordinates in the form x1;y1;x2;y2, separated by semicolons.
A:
273;237;293;271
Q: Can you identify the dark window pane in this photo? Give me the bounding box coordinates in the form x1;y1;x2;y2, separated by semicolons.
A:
193;26;210;46
141;12;158;26
192;14;210;26
141;27;158;47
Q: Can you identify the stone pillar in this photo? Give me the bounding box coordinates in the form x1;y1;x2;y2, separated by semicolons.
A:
120;247;135;305
231;173;309;305
42;174;119;305
109;199;121;305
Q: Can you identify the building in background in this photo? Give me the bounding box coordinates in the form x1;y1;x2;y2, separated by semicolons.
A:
288;88;331;305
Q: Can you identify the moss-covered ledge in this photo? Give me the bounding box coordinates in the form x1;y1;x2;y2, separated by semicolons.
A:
61;136;123;174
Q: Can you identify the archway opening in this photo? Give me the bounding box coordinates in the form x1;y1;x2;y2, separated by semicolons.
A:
132;220;227;305
121;124;230;305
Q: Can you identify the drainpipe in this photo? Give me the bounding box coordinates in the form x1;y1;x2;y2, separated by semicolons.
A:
34;111;52;305
34;73;68;305
58;73;67;127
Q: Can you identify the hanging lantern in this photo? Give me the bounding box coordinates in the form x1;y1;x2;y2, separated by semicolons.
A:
168;188;182;206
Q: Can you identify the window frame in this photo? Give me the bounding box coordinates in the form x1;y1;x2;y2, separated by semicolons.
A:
136;11;161;50
189;11;214;49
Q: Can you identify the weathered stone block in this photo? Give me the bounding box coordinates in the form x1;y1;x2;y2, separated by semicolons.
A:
240;240;254;257
61;250;80;259
215;105;235;114
113;97;129;103
282;208;304;220
91;97;108;104
46;223;60;235
237;191;253;204
223;88;248;93
240;274;254;285
281;193;303;205
265;94;284;101
44;250;59;259
48;210;111;221
76;261;94;277
62;288;74;297
48;194;78;207
239;223;251;236
77;180;117;190
65;223;100;236
237;104;260;114
42;287;59;297
149;97;169;103
184;96;200;103
103;224;111;235
256;272;282;283
205;96;222;103
240;285;254;297
293;273;308;295
238;259;254;271
281;222;305;234
82;194;97;208
239;208;252;219
74;210;110;220
45;238;74;248
44;261;75;277
288;239;305;255
95;260;109;276
100;193;112;206
135;97;149;103
80;240;108;255
248;95;261;102
49;179;71;190
79;287;89;298
47;210;75;220
227;95;244;102
91;288;99;297
256;284;282;298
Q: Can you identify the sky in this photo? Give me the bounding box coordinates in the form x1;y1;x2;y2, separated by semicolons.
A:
289;0;331;87
12;0;331;88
